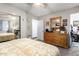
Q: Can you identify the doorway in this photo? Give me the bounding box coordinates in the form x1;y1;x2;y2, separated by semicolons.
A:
32;19;38;38
70;13;79;47
32;19;44;41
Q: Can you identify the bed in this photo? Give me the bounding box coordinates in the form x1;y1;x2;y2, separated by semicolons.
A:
0;38;60;56
0;33;16;42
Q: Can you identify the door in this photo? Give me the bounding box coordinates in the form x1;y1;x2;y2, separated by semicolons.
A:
37;20;44;41
32;19;38;38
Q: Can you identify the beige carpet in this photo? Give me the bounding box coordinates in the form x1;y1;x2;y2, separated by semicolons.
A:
59;47;79;56
35;39;79;56
27;37;79;56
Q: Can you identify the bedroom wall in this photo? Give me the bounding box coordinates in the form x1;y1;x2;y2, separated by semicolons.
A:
0;4;28;38
40;6;79;46
26;16;34;37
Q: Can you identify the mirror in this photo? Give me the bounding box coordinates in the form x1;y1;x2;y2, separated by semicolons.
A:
44;16;62;32
50;16;61;28
0;20;10;32
0;14;21;38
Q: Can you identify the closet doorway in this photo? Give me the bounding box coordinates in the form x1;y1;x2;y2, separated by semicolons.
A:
32;19;44;41
32;19;38;38
70;13;79;47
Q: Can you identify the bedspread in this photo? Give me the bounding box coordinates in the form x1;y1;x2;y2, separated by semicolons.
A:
0;38;60;56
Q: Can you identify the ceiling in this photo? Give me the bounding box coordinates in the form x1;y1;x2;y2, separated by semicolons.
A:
6;3;79;17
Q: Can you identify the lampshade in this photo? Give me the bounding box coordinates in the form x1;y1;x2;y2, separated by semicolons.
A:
32;3;46;8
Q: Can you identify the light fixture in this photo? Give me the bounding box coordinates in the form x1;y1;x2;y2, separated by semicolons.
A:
8;15;16;19
32;3;46;8
56;20;60;22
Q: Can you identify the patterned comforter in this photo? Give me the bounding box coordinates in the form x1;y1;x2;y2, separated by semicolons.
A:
0;38;60;56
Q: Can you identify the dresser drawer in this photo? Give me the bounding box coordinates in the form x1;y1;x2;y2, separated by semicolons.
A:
44;32;68;48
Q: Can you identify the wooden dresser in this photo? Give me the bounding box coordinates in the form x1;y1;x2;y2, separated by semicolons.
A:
44;31;69;48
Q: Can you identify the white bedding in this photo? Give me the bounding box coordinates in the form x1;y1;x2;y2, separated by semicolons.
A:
0;38;60;56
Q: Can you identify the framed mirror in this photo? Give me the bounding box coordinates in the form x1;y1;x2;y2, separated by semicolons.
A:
73;21;79;26
0;14;21;38
50;16;62;28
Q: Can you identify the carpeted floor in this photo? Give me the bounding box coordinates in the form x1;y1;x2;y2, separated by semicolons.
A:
58;47;79;56
35;39;79;56
28;37;79;56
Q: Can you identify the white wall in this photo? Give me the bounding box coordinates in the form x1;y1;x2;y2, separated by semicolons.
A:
42;6;79;31
26;16;32;37
0;4;28;38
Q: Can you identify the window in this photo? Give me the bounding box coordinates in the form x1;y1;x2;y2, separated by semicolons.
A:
0;20;9;32
0;20;2;31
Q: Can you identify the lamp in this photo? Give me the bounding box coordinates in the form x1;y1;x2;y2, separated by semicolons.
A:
32;3;47;8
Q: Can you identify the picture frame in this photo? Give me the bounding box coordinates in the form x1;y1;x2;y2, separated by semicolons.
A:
46;21;50;26
63;22;67;26
73;21;79;26
63;19;67;26
63;19;67;22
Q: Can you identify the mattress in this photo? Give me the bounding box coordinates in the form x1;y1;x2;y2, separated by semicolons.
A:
0;38;60;56
0;33;16;42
